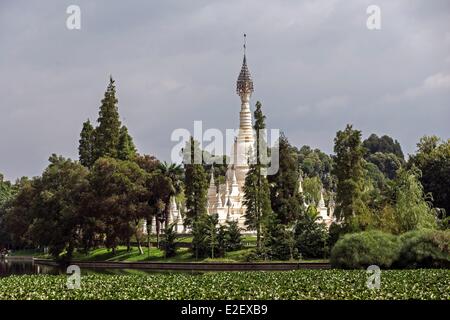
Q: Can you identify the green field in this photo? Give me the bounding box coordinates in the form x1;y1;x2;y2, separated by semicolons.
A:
0;269;448;300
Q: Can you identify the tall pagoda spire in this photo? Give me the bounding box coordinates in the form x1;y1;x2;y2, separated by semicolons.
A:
236;34;254;96
231;34;255;187
235;34;254;144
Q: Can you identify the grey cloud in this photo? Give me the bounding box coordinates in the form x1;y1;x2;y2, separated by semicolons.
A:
0;0;449;181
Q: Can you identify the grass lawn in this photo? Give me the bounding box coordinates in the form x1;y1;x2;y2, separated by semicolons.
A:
1;269;448;300
62;246;329;263
70;246;255;263
7;249;44;257
145;235;257;244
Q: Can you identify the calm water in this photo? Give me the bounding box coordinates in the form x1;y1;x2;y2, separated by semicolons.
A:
0;258;62;276
0;258;197;277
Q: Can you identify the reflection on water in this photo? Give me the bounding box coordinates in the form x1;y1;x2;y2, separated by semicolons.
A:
0;258;200;277
0;258;62;276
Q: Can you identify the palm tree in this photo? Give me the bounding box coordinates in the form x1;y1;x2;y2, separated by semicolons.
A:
147;173;172;249
158;162;184;230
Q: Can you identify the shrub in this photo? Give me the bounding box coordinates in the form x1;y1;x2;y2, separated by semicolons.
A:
328;222;347;250
224;220;243;252
264;221;298;260
396;229;450;268
294;215;329;259
330;230;400;269
161;223;177;258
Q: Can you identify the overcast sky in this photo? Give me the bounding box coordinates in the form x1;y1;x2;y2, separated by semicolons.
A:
0;0;449;181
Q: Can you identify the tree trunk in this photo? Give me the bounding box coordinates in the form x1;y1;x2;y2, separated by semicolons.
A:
256;220;261;251
135;230;144;255
156;219;160;249
146;218;152;257
67;242;74;261
164;201;170;230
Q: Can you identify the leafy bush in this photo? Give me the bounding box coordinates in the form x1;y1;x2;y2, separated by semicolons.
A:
224;220;243;252
328;222;347;249
161;223;177;258
192;214;244;259
264;219;298;260
330;230;400;269
331;229;450;269
294;214;329;259
396;229;450;268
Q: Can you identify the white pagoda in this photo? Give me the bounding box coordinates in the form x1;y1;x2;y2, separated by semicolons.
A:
147;42;334;234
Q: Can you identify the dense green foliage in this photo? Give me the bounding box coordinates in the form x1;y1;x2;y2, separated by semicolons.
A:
224;220;244;252
363;133;404;160
397;229;450;268
117;126;137;161
1;156;91;258
368;167;436;235
409;136;450;222
89;157;150;255
268;134;303;225
302;176;322;204
192;214;243;259
183;137;208;226
294;208;329;259
390;168;436;232
78;120;95;168
161;223;177;258
366;152;402;180
93;77;122;160
296;146;334;190
0;175;17;246
330;231;401;269
331;229;450;269
333;125;367;224
0;270;448;300
243;101;272;249
156;161;183;231
1;74;448;268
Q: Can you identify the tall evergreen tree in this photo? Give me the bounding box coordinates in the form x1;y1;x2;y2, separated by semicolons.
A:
268;133;303;225
224;219;243;252
78;119;95;168
332;124;366;225
117;125;137;161
94;76;121;160
183;137;208;226
243;101;272;249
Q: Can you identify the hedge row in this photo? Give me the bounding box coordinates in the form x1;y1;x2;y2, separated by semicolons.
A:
330;229;450;269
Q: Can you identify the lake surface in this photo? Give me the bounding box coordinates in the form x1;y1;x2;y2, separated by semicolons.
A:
0;258;62;276
0;258;198;276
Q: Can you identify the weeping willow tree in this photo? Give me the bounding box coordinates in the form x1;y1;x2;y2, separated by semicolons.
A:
392;167;436;233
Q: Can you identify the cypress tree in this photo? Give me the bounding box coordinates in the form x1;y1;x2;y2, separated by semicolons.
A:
94;76;121;160
268;133;303;225
243;101;272;250
78;119;95;168
183;137;208;226
117;125;137;161
332;124;365;223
